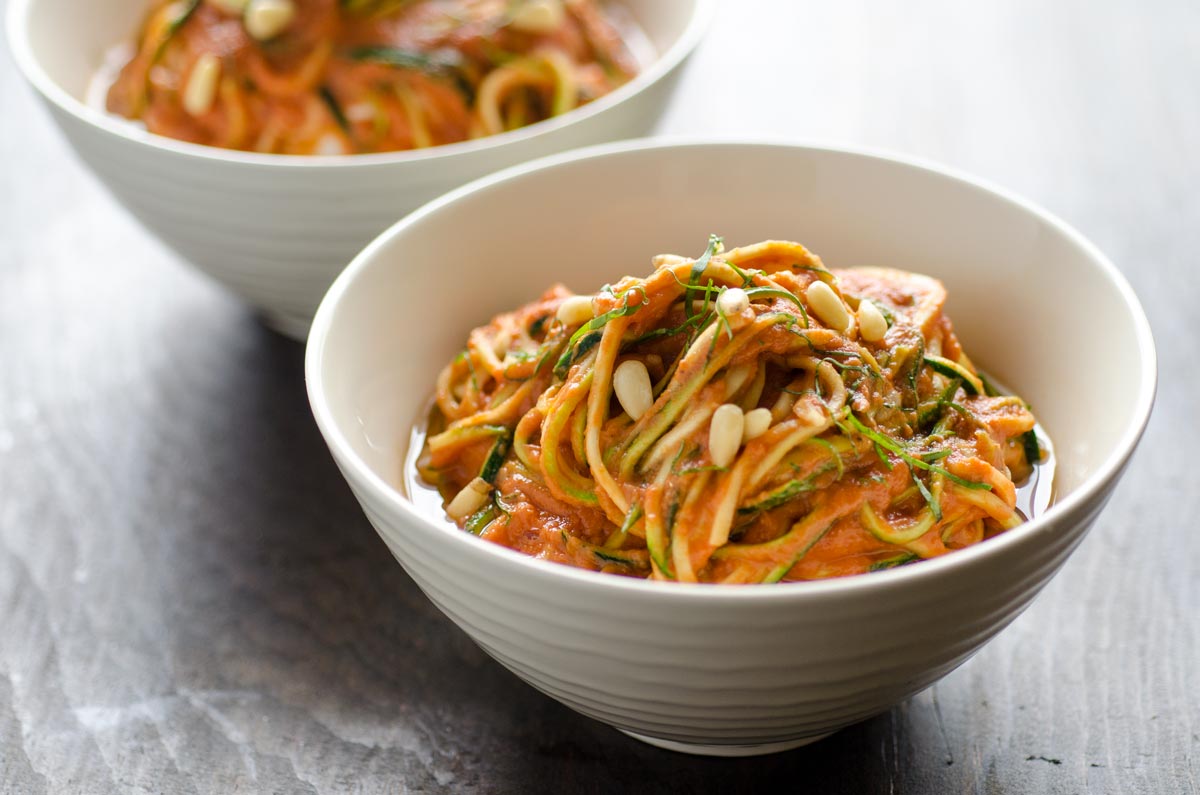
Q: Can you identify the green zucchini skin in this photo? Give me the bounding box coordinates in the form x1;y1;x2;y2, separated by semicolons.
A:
1022;429;1042;464
924;354;983;395
869;552;919;571
861;503;936;545
479;431;513;484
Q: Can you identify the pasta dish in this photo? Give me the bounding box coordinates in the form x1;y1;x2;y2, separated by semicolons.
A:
103;0;640;154
416;238;1051;584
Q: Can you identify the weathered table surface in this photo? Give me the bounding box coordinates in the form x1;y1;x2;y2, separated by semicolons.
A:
2;1;1196;792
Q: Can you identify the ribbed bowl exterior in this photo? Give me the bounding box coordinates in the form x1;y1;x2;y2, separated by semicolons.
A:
10;0;710;337
338;465;1115;749
41;70;683;336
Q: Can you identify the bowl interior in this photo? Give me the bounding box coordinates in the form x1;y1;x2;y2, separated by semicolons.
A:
313;142;1153;526
13;0;702;149
19;0;145;101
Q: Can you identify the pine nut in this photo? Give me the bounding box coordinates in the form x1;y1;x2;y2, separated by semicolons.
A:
509;0;565;34
709;404;745;468
805;280;851;333
446;477;491;520
556;295;594;326
858;298;888;342
614;360;654;420
717;287;750;317
742;407;773;441
183;54;221;117
207;0;248;14
244;0;295;40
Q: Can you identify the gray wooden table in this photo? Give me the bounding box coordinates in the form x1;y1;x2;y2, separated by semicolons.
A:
2;1;1196;792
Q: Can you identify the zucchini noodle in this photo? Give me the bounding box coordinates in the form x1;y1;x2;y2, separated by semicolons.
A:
103;0;640;154
418;238;1051;584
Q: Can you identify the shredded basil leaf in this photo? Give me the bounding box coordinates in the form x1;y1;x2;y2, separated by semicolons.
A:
685;235;724;320
553;287;647;377
319;86;351;134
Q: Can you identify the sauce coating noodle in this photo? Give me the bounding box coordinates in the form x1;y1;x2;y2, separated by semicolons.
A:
416;238;1053;584
104;0;641;154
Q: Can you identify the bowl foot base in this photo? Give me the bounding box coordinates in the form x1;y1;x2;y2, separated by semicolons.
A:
619;729;834;757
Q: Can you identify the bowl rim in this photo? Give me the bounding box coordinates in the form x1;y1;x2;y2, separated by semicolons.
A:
306;138;1158;600
5;0;715;169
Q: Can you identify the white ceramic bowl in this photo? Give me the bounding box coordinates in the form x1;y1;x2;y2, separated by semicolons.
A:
6;0;712;338
306;141;1156;755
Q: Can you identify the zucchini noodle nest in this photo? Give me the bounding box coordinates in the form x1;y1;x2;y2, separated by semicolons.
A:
421;238;1047;584
105;0;638;154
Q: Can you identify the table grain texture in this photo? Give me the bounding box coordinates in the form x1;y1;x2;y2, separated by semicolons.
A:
1;0;1196;793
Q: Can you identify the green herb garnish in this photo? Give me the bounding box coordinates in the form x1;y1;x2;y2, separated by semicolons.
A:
685;235;724;321
553;287;648;377
318;86;351;134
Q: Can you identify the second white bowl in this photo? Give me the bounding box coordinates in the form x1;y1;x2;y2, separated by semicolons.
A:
7;0;713;337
